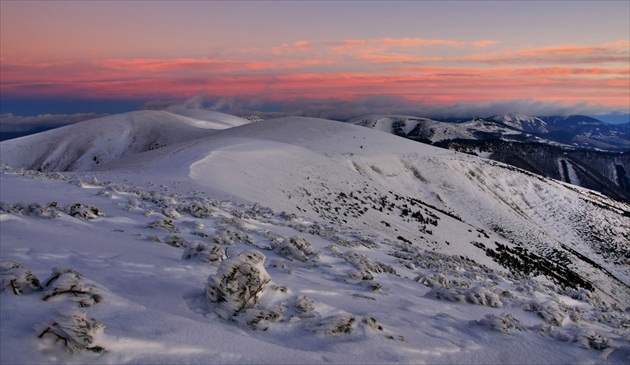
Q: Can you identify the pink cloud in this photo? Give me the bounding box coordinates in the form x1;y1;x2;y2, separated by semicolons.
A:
330;37;499;49
521;41;630;56
272;40;315;54
2;70;627;107
1;38;628;108
456;41;630;65
471;40;501;47
393;65;629;78
380;38;464;47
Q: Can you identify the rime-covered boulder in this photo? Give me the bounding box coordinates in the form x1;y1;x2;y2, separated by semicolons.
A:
65;203;103;220
272;236;319;262
205;250;272;319
42;267;102;307
182;242;227;264
0;260;42;295
38;311;105;353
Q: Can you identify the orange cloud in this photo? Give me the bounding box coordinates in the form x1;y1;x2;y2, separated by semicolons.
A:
330;37;499;49
380;38;464;47
471;40;501;47
1;37;628;108
2;70;627;107
326;37;501;61
0;57;338;86
3;60;627;107
347;39;628;66
456;41;630;65
272;40;315;54
327;39;369;48
522;41;630;56
394;65;629;78
95;58;335;73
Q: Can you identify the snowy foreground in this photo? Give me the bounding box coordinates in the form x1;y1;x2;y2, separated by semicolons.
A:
1;111;629;364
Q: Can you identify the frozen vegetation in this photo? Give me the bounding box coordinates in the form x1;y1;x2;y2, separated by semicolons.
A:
0;110;628;364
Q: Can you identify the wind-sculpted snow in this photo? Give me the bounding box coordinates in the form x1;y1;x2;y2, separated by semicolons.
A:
172;118;630;302
0;110;250;172
1;164;628;364
1;113;630;364
1;261;43;295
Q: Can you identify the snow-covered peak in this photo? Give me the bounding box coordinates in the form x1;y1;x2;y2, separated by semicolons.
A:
490;113;549;133
0;110;251;172
171;109;251;128
347;114;436;136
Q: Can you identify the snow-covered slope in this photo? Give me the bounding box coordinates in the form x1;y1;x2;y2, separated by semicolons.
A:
0;110;250;172
347;114;529;144
348;114;430;135
1;113;629;364
171;109;252;128
490;113;549;133
348;114;630;202
96;117;630;301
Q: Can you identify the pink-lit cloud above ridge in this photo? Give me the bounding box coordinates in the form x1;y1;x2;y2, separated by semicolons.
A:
1;1;629;116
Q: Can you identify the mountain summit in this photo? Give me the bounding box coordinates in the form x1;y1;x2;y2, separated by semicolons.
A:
0;110;250;171
489;113;549;133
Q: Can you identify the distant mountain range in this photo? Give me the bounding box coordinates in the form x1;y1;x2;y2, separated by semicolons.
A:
347;114;630;202
348;113;629;151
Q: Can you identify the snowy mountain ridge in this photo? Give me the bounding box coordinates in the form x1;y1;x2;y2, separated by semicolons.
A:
347;114;538;144
347;113;630;202
348;113;629;150
1;111;629;364
0;109;251;172
489;113;549;134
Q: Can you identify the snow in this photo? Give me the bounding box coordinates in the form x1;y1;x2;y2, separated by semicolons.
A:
559;159;582;185
491;113;549;134
0;110;250;172
347;113;567;146
172;109;252;128
1;111;629;364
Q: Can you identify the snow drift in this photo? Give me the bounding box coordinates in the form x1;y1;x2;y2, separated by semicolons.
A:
0;110;250;171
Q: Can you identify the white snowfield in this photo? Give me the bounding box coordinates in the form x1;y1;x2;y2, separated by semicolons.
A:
347;113;557;145
0;110;250;172
490;113;549;134
1;111;629;364
347;114;519;143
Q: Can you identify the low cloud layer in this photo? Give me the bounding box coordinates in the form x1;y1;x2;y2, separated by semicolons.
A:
198;96;630;121
3;95;625;141
0;113;108;133
143;95;205;111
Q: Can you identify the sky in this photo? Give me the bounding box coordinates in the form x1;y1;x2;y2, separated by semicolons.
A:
1;1;629;121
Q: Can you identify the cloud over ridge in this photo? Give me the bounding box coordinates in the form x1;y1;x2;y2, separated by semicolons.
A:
2;36;628;111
